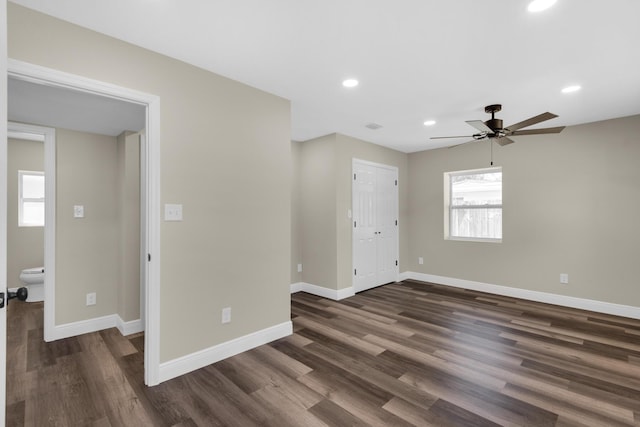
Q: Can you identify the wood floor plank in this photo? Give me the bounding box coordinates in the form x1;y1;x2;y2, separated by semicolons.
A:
7;280;640;426
6;400;25;427
171;367;271;427
308;398;370;427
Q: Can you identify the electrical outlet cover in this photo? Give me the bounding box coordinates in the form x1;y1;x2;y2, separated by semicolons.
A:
74;205;84;218
222;307;231;324
86;292;96;306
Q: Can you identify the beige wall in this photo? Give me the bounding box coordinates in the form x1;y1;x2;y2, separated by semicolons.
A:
7;138;44;288
298;133;409;291
299;135;337;289
407;114;640;307
56;128;119;324
290;141;302;284
8;3;291;362
117;131;141;322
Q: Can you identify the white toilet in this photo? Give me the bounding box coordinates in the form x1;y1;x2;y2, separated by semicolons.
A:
19;267;45;302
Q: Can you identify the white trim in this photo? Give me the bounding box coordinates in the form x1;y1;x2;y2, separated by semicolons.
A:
401;271;640;320
50;314;144;341
7;130;44;141
290;282;305;293
117;317;144;336
0;4;8;421
8;59;162;386
52;315;117;340
290;282;355;300
158;321;293;383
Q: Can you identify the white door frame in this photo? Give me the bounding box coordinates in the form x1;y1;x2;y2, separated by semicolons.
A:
6;59;162;386
352;158;399;293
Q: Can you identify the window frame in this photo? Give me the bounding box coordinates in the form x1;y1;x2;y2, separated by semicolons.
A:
444;166;502;243
18;170;45;227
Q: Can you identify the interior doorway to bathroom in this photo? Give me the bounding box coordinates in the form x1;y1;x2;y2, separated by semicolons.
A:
4;60;162;388
6;124;48;306
7;82;147;341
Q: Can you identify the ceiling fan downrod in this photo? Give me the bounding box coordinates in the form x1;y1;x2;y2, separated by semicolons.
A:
485;104;503;134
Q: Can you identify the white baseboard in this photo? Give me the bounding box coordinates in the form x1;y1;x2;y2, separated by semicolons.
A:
401;271;640;320
51;314;120;341
290;282;355;300
49;313;144;341
158;320;293;383
117;317;144;336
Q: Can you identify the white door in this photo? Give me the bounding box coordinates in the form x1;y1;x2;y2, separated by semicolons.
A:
352;160;398;293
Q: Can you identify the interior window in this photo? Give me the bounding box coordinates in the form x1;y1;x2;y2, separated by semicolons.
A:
19;170;45;227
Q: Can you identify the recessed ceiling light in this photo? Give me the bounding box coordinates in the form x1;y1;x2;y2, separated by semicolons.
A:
423;120;436;126
342;79;359;88
561;85;581;93
527;0;557;12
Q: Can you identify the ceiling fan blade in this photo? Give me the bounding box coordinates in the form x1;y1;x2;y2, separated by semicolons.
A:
447;139;477;149
496;136;515;146
505;112;558;132
430;135;473;140
510;126;565;136
466;120;492;133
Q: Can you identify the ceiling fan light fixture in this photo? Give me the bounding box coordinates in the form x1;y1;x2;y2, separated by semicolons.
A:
527;0;557;12
561;85;581;94
423;120;436;126
342;78;359;88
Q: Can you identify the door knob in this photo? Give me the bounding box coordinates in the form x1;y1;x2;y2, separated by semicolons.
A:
7;287;29;304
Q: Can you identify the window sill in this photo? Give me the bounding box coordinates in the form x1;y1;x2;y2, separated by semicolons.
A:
446;236;502;244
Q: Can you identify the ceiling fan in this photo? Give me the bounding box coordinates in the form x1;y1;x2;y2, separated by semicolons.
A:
431;104;565;147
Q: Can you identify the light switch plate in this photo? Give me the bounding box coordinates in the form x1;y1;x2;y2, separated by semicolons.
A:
164;204;183;221
74;205;84;218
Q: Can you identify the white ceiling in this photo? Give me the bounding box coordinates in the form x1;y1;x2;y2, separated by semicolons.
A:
9;0;640;152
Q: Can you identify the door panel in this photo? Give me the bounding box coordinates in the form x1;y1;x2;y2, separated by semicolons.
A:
352;160;398;293
376;167;398;285
353;164;377;291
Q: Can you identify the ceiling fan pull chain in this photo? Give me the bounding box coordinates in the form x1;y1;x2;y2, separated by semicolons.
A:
490;139;494;166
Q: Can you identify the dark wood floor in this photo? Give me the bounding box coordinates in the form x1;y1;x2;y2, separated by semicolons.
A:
6;280;640;426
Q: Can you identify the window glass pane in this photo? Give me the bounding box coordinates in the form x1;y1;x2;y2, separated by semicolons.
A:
22;201;45;226
451;172;502;206
451;208;502;239
22;174;45;199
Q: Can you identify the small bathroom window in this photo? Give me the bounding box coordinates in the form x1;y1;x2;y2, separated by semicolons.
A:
19;170;45;227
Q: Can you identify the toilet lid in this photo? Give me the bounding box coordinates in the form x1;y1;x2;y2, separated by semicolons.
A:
23;267;44;274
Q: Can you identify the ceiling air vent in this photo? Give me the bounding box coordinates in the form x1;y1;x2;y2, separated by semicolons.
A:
365;122;383;130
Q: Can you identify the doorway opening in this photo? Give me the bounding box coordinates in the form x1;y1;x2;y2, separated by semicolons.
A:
6;59;161;386
6;123;52;313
